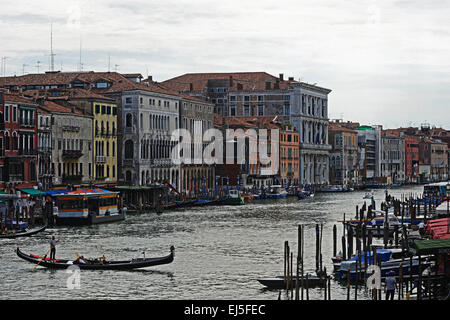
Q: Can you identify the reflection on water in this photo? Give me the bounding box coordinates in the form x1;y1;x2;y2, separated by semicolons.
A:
0;185;424;300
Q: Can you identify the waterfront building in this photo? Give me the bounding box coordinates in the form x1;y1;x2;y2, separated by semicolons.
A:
419;137;448;182
178;96;215;196
39;101;93;186
161;72;332;187
380;131;406;184
355;125;382;185
37;108;53;189
279;125;300;187
0;93;38;190
328;121;359;187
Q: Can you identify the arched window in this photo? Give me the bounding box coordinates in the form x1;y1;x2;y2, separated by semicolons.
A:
124;140;134;159
126;113;132;128
125;170;132;183
4;132;10;150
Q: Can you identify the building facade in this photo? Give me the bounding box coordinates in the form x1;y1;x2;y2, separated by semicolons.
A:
380;132;406;184
39;101;93;186
328;122;359;186
0;94;38;190
37;108;53;189
279;126;300;187
162;72;332;187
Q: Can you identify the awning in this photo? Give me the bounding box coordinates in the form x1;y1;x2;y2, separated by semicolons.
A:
19;188;46;196
413;239;450;255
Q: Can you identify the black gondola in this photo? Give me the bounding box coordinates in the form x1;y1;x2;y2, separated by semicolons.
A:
16;246;175;270
0;225;47;239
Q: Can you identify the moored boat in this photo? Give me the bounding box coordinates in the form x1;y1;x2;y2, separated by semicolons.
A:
0;225;47;239
257;274;325;289
50;189;125;226
265;185;287;199
16;246;175;270
224;190;245;205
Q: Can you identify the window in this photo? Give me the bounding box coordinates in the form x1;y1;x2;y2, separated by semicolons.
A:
258;105;264;116
140;97;143;104
124;140;134;159
101;105;106;114
284;95;290;101
112;107;117;115
230;96;236;102
244;96;250;102
13;106;17;122
284;105;290;116
4;106;9;122
258;95;264;101
126;114;132;127
95;105;100;113
244;105;250;116
96;82;108;88
230;105;236;116
125;97;132;104
107;106;111;114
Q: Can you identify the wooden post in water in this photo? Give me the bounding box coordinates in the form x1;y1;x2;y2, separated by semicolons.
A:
342;235;347;261
347;267;351;300
417;255;422;301
306;274;309;300
290;252;294;300
328;276;331;300
296;225;301;300
394;225;399;248
315;224;320;271
301;226;304;301
319;223;323;272
333;224;337;258
284;241;287;286
355;258;358;300
356;205;359;219
348;227;353;258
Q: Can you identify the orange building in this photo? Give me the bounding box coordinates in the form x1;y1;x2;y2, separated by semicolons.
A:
279;126;300;187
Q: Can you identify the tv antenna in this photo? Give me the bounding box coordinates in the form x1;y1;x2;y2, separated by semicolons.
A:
36;61;42;73
50;22;56;71
114;64;119;72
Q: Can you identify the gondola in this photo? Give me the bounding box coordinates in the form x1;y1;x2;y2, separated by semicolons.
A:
16;246;175;270
0;225;47;239
257;274;325;289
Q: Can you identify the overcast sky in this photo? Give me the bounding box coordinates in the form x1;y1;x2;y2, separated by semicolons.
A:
1;0;449;129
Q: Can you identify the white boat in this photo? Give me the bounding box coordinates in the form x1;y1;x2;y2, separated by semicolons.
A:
265;185;288;199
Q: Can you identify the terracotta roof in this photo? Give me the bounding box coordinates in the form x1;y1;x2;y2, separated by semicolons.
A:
329;122;358;133
224;116;283;130
162;72;296;92
3;93;37;105
38;100;84;115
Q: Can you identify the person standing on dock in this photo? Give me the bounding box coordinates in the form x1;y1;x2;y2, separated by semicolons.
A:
49;236;59;261
385;271;397;300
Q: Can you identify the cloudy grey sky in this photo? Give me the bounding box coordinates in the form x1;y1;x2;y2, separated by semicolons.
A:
1;0;449;129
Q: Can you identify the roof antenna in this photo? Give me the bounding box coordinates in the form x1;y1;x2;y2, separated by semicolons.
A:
114;64;119;72
50;22;55;72
36;60;41;73
108;53;111;72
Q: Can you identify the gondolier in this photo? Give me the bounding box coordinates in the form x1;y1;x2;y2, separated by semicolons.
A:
49;236;59;260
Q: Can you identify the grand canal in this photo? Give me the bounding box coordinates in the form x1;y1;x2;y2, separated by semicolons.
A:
0;185;425;300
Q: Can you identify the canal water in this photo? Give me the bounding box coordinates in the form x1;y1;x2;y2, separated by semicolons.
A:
0;185;424;300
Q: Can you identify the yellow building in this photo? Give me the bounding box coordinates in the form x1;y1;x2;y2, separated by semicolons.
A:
64;89;119;185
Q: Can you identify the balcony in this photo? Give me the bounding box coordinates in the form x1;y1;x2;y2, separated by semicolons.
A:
96;155;107;163
62;125;80;132
299;142;332;151
62;150;83;159
124;127;135;134
38;147;52;154
19;149;38;156
20;119;35;127
123;159;134;167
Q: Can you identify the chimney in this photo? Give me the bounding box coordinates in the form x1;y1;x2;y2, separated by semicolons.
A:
279;73;284;81
288;77;294;81
265;82;271;90
147;76;153;82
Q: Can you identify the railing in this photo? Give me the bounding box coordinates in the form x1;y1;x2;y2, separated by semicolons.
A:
62;150;83;158
38;147;52;153
19;149;38;156
123;159;134;167
124;127;134;134
96;155;107;163
19;119;35;127
8;174;23;182
62;125;80;132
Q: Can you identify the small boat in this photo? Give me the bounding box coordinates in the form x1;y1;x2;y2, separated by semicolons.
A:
0;225;47;239
265;185;288;199
297;190;314;199
16;246;175;270
257;274;325;289
318;185;351;193
363;193;373;199
224;190;245;205
243;193;254;203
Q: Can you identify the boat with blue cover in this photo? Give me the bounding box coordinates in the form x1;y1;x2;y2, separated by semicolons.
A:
265;185;287;199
